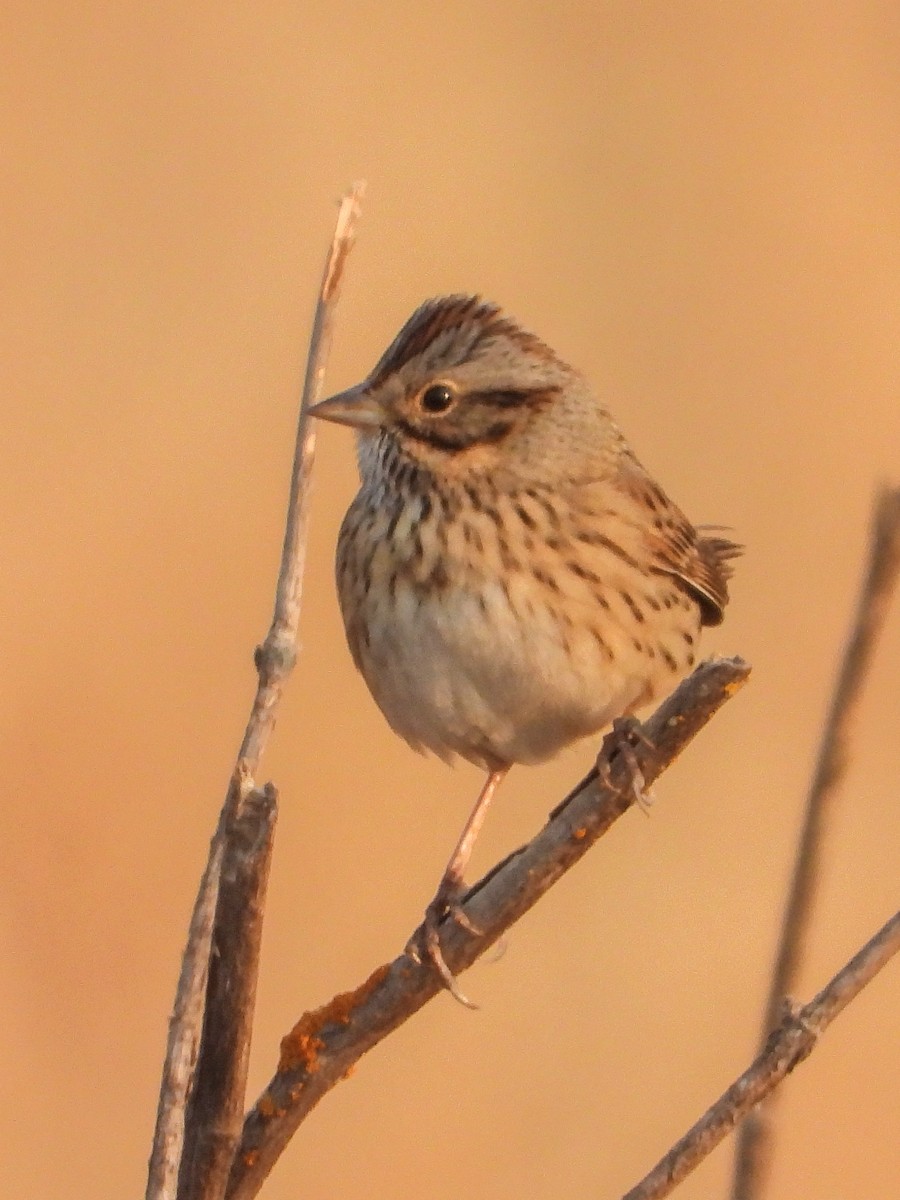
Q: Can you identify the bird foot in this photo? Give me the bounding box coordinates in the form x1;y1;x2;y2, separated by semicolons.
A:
597;716;655;812
406;878;481;1009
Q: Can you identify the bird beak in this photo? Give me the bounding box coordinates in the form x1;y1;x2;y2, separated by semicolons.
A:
307;385;385;430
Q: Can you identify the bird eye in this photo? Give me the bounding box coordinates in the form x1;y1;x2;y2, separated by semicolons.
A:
419;384;455;414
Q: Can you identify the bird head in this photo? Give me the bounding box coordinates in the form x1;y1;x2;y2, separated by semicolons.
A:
309;295;621;487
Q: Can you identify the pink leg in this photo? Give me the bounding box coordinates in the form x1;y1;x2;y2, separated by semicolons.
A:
415;767;509;1008
438;768;509;898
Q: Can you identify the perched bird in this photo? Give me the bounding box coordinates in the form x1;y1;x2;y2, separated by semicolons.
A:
310;295;739;1004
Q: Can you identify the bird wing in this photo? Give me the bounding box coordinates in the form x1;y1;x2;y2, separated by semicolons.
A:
611;454;741;627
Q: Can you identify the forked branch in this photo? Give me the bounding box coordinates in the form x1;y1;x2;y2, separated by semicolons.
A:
146;183;366;1200
730;484;900;1200
225;655;751;1200
624;908;900;1200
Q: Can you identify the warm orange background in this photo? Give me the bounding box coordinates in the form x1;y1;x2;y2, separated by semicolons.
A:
3;5;899;1199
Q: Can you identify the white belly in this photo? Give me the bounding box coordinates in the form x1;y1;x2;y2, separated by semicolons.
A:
353;578;661;770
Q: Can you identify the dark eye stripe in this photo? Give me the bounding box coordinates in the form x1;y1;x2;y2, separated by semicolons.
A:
466;387;561;408
395;416;515;453
395;417;472;453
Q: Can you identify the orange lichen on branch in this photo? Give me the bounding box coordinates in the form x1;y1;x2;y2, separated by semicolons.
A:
321;962;392;1026
723;673;749;697
277;963;392;1075
255;1091;283;1119
278;1017;325;1074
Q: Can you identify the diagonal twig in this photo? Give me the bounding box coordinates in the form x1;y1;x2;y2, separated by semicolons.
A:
145;182;366;1200
239;181;367;774
224;655;751;1200
730;484;900;1200
624;908;900;1200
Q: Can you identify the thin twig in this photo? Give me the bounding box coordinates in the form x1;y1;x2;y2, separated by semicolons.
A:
178;778;278;1200
145;182;366;1200
240;180;367;773
225;656;751;1200
730;484;900;1200
624;908;900;1200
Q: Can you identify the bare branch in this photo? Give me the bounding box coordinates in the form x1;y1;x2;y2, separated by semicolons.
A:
145;183;366;1200
240;180;367;774
178;777;277;1200
145;838;225;1200
225;655;751;1200
730;484;900;1200
623;908;900;1200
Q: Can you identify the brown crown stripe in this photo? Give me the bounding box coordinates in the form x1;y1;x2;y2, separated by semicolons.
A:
368;295;558;389
368;296;486;388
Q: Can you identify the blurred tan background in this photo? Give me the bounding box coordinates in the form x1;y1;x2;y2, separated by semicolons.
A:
2;4;899;1198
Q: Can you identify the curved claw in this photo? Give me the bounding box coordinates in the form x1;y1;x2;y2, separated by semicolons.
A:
405;768;508;1009
598;716;656;812
406;889;482;1009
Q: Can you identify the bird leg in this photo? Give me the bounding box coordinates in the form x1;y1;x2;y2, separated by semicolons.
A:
597;716;655;811
409;766;509;1008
